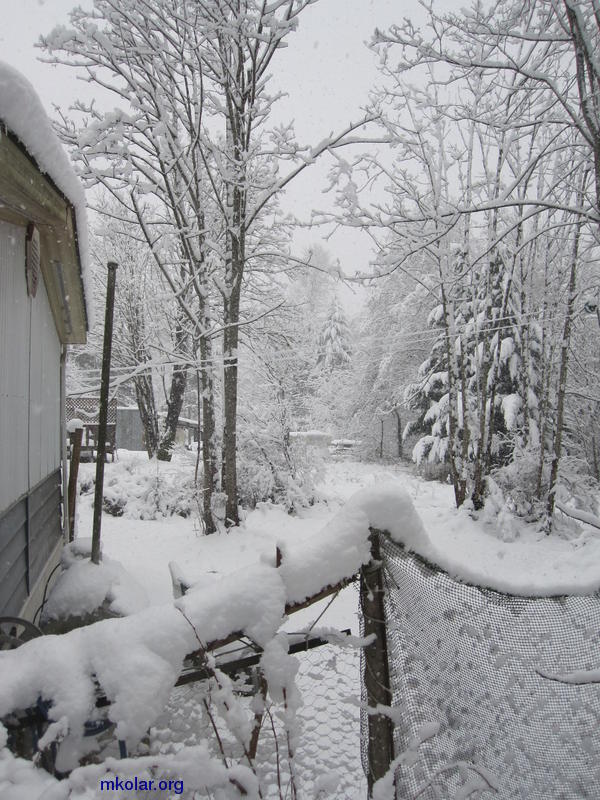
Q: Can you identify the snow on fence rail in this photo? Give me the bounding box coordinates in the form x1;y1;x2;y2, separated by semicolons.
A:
0;485;422;774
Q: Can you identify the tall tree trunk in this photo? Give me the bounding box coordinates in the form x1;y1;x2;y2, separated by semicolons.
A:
471;358;489;510
221;107;245;525
157;367;187;461
157;315;188;461
458;333;470;505
134;374;160;458
592;431;600;482
222;279;241;526
441;286;466;508
473;256;505;509
564;1;600;213
199;331;219;534
546;193;585;525
394;408;403;459
536;241;553;499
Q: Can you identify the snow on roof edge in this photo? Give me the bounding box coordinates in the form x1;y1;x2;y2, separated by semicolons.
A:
0;61;94;329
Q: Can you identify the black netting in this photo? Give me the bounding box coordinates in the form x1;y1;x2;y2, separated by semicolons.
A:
368;535;600;799
359;600;369;781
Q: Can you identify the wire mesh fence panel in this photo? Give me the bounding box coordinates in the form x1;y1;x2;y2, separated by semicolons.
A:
257;643;366;799
378;536;600;799
147;641;366;799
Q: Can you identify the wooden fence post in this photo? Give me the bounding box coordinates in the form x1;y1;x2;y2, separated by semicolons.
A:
361;528;394;795
67;427;83;541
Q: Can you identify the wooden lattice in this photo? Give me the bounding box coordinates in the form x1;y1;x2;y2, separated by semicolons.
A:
66;396;117;426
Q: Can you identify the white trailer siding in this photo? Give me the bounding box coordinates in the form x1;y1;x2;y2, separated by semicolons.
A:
28;268;61;490
0;220;29;513
0;219;61;512
0;83;89;620
0;218;63;617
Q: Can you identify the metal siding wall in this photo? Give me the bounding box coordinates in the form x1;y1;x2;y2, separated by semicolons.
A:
0;220;29;514
28;469;61;586
28;274;61;488
0;497;28;615
117;407;145;451
0;470;61;615
0;220;63;616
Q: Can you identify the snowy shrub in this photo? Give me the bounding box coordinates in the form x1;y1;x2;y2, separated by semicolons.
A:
236;442;279;509
78;453;197;520
103;495;126;517
236;427;324;512
417;461;452;484
488;447;546;521
553;457;600;525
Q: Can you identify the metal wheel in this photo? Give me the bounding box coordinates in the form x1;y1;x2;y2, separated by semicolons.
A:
0;617;43;650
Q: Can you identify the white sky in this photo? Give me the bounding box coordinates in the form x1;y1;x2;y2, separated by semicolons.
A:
0;0;453;299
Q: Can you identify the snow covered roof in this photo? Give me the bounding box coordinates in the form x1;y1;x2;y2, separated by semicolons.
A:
0;61;93;337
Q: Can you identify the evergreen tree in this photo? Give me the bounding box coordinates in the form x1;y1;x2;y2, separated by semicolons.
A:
316;298;353;372
404;248;540;496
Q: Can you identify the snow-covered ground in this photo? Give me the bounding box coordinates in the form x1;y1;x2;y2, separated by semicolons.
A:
77;452;600;603
4;454;599;799
73;455;412;799
70;454;600;799
75;455;413;624
72;455;429;798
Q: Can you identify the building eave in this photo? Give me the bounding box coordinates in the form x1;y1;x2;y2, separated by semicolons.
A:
0;125;88;344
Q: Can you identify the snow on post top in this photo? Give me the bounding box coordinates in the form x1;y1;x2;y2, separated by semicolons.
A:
66;417;84;433
0;61;93;325
278;484;428;605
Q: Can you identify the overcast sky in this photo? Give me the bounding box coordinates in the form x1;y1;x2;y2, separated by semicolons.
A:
0;0;450;295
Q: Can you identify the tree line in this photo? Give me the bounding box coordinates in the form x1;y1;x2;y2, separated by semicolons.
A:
51;0;600;532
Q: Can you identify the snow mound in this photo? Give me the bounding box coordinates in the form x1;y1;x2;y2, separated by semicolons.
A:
0;61;93;325
43;541;148;622
279;484;426;604
0;742;60;800
420;514;600;597
395;474;600;598
66;418;84;434
0;731;257;799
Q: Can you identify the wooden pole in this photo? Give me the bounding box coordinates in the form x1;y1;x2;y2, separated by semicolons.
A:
361;529;394;795
67;428;83;542
91;262;118;565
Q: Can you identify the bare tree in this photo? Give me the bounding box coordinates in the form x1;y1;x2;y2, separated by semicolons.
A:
92;214;162;457
43;0;378;528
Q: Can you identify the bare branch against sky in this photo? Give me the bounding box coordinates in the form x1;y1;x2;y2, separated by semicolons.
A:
0;0;453;288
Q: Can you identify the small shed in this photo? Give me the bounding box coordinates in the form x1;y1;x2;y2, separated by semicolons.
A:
117;408;199;453
0;63;90;621
117;406;145;452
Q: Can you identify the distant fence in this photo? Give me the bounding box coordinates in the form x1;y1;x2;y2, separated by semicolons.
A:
361;534;600;798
